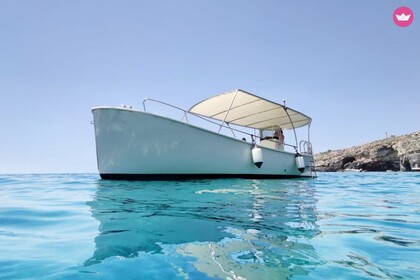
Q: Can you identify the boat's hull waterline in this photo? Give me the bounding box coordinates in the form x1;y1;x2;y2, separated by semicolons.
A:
92;107;313;180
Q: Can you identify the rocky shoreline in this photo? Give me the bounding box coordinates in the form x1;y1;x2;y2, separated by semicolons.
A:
314;131;420;172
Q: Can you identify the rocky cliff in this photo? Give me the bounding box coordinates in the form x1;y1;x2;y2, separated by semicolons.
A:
314;131;420;172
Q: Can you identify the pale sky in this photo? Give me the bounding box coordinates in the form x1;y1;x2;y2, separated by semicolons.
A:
1;0;419;173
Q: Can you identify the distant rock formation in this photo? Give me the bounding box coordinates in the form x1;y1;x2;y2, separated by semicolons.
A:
314;131;420;172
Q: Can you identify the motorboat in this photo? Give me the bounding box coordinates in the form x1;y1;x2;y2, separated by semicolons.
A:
412;163;420;172
91;89;316;180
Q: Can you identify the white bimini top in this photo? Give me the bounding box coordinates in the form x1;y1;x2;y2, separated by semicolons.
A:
188;89;311;130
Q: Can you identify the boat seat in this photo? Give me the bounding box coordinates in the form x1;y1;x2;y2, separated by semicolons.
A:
259;139;284;151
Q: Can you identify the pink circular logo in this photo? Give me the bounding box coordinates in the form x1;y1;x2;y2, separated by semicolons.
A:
393;6;414;27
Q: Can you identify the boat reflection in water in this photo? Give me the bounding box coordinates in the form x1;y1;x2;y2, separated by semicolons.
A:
85;179;320;279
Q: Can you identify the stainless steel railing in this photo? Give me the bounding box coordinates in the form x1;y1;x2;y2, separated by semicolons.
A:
142;98;257;140
142;98;298;152
299;140;317;177
299;140;313;155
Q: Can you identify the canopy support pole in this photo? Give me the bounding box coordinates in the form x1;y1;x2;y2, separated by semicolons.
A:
307;121;312;142
283;103;298;152
218;89;238;133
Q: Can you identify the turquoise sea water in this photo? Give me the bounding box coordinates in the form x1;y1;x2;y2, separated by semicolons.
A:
0;173;419;279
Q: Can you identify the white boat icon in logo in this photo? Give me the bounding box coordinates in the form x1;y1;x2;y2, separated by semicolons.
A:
395;13;411;22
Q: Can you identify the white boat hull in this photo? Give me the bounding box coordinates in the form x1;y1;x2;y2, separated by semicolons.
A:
92;107;314;180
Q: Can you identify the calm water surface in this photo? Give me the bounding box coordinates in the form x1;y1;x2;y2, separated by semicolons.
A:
0;173;419;279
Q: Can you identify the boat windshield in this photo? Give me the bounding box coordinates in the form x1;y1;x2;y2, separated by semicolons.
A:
260;130;276;139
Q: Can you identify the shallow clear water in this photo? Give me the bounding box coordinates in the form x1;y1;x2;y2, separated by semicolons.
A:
0;173;419;279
